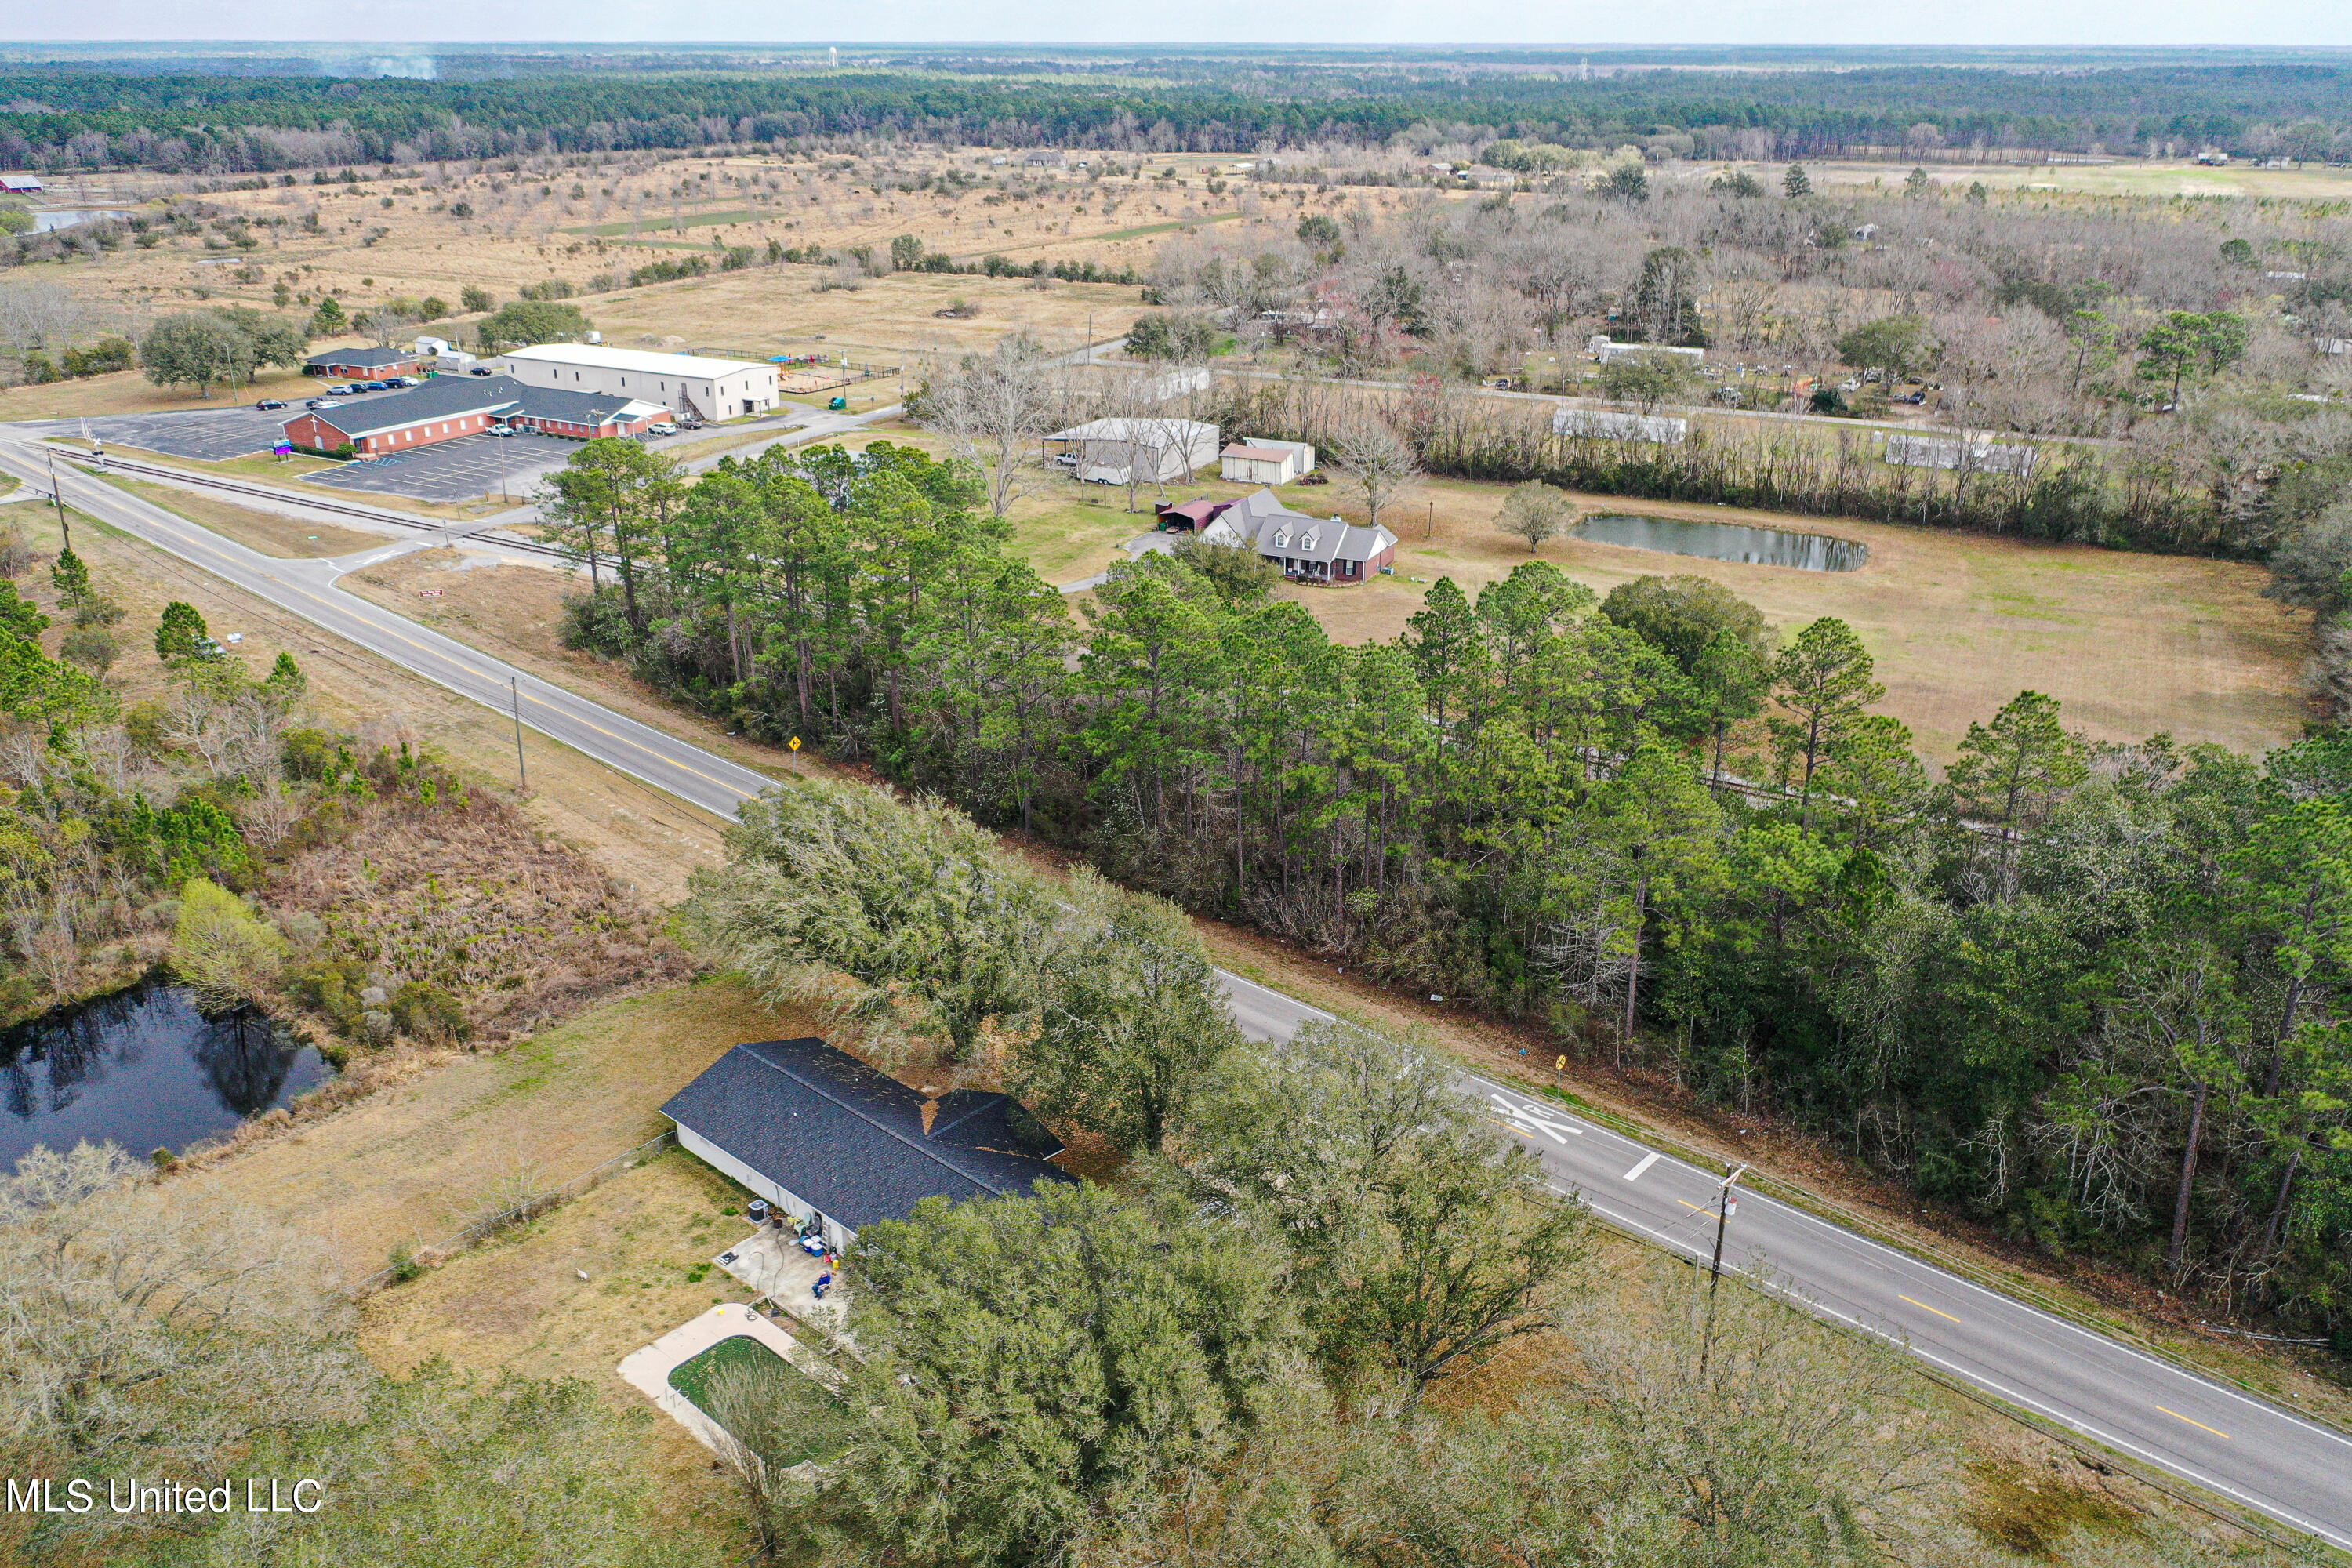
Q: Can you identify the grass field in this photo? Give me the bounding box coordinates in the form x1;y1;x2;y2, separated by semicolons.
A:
118;477;383;557
1303;481;2311;761
1792;156;2352;202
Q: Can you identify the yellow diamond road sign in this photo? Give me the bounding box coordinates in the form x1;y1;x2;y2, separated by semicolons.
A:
789;736;802;752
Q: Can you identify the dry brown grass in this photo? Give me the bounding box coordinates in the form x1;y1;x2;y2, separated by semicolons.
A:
191;977;799;1282
354;1147;769;1561
116;476;383;556
1312;483;2310;761
269;788;699;1045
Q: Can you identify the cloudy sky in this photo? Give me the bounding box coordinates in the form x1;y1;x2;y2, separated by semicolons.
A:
16;0;2350;46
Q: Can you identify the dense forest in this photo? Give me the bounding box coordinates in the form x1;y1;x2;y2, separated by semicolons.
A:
4;59;2351;172
535;434;2352;1348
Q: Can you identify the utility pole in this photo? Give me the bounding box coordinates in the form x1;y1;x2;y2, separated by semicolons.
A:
509;677;528;793
1699;1163;1749;1376
45;450;70;551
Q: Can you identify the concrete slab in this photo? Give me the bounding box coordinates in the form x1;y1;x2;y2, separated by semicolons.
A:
617;1299;845;1457
714;1227;853;1345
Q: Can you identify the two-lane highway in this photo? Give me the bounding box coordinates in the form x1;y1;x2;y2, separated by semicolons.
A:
12;436;2351;1551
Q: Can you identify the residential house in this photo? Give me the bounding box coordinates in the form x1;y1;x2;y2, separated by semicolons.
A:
1045;417;1219;486
661;1036;1076;1250
1198;488;1398;583
0;174;43;194
1219;437;1316;485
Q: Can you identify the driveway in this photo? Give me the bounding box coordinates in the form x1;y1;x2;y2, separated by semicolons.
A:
301;430;568;503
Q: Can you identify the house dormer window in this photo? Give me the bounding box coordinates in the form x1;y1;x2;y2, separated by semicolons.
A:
1270;528;1289;549
1300;526;1319;551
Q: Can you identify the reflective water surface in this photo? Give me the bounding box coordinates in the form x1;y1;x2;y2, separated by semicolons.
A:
1573;514;1869;572
0;982;328;1168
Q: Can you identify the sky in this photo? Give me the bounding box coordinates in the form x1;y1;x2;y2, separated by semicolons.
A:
14;0;2352;48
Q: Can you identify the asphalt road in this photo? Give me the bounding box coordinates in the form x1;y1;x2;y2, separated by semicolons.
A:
10;432;2350;1551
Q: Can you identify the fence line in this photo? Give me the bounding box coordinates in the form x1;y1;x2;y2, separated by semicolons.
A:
350;1127;678;1296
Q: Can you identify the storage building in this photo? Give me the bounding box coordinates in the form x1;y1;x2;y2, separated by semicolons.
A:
1219;437;1315;485
1045;417;1219;486
488;343;781;422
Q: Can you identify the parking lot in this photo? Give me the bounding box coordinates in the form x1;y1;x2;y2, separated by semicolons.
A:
90;404;295;461
300;429;572;503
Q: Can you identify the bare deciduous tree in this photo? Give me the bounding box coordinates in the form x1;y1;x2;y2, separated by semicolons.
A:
1329;417;1421;532
918;333;1064;518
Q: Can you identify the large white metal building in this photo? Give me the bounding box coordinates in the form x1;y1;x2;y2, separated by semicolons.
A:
487;343;782;423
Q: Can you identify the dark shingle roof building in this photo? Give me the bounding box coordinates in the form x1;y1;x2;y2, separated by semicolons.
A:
660;1037;1075;1243
281;373;670;456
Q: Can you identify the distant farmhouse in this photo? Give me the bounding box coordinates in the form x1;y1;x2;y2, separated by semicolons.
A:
0;173;42;194
661;1037;1074;1250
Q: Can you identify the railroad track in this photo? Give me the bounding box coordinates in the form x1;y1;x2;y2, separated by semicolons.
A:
81;453;572;563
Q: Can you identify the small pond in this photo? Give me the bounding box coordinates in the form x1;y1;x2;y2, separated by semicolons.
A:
27;209;133;234
0;981;328;1170
1573;514;1869;572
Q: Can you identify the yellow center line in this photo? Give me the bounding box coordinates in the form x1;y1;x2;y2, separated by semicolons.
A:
2154;1406;2230;1439
1899;1294;1962;1324
1487;1117;1533;1136
1677;1198;1708;1213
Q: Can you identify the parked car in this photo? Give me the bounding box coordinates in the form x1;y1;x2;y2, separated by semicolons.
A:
255;398;287;411
469;367;495;376
488;425;517;437
304;398;328;409
360;380;390;392
325;385;357;396
678;416;704;429
646;421;679;437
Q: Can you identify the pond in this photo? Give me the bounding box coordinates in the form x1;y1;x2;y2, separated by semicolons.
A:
1573;513;1869;572
0;981;328;1171
27;210;133;234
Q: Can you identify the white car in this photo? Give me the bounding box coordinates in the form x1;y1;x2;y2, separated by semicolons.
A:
646;421;680;437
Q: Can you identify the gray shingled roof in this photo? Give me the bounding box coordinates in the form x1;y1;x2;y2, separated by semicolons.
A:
305;346;421;368
1217;488;1399;564
294;374;664;442
660;1038;1074;1232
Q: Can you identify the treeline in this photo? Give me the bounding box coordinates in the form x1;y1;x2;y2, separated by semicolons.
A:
5;61;2351;172
538;434;2352;1348
1206;376;2262;557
